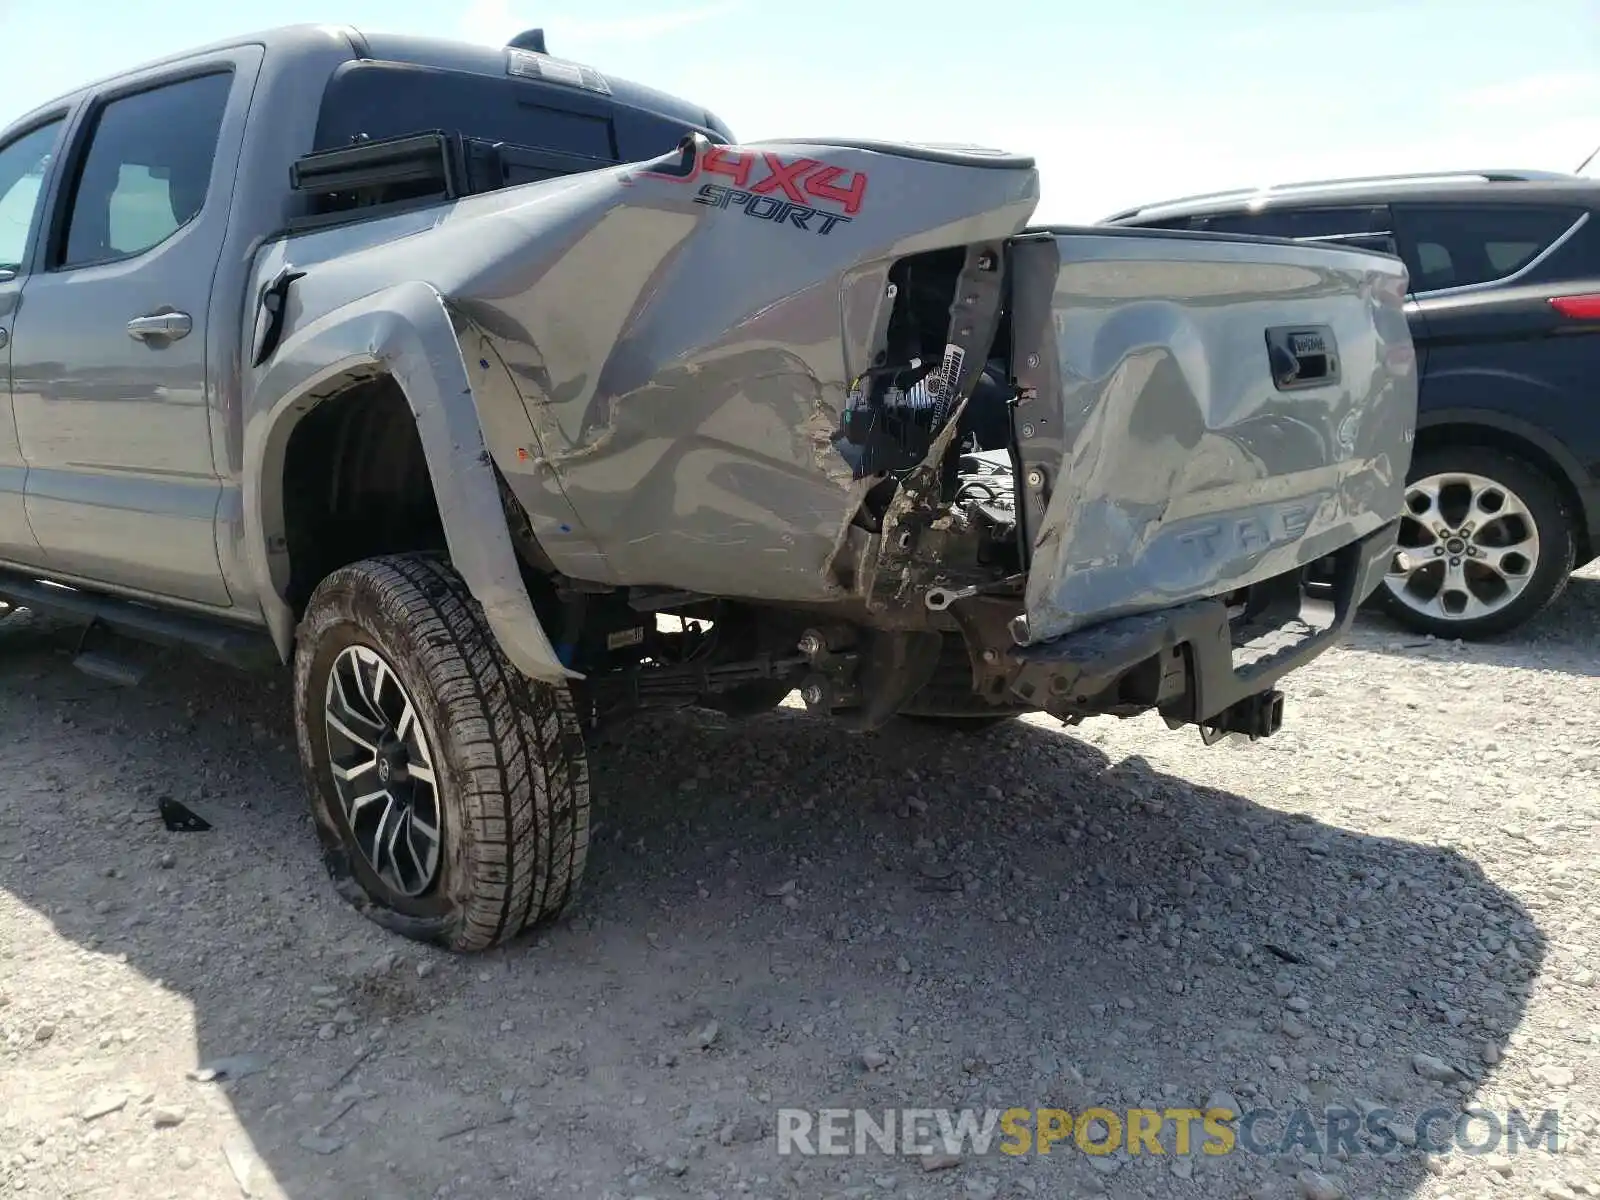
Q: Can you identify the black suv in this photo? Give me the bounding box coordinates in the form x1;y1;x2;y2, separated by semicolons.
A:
1104;171;1600;639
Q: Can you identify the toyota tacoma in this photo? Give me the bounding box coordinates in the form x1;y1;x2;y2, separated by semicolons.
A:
0;24;1416;950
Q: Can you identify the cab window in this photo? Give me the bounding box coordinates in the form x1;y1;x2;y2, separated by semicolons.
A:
59;72;232;268
0;119;64;275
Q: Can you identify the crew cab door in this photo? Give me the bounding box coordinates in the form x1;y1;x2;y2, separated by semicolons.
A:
0;115;65;567
8;48;262;607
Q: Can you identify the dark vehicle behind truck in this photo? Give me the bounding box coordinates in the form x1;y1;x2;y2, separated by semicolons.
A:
1105;171;1600;639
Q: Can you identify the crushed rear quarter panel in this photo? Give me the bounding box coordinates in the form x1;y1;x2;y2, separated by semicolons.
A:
256;141;1413;645
445;140;1039;598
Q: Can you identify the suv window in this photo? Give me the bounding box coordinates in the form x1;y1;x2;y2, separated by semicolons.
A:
1124;216;1198;231
61;71;232;269
1145;205;1399;255
1200;205;1392;242
1391;205;1582;292
0;120;63;274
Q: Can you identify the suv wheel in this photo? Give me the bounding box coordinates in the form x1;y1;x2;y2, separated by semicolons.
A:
293;553;590;952
1377;447;1575;639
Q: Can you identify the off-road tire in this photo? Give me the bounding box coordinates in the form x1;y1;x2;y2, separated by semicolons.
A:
293;553;589;952
1375;447;1575;640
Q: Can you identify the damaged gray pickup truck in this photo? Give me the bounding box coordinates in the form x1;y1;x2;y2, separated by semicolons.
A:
0;24;1416;950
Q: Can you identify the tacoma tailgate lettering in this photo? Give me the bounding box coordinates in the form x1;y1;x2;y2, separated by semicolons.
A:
1175;505;1315;562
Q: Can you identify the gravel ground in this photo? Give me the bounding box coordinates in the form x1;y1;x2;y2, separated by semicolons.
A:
1;569;1596;1200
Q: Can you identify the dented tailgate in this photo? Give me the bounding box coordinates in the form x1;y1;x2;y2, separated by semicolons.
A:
1006;228;1417;645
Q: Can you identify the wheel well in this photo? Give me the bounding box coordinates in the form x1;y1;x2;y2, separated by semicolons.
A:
1413;422;1591;561
281;375;446;613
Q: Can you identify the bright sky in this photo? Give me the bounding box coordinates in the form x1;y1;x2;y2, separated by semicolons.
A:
1;0;1596;222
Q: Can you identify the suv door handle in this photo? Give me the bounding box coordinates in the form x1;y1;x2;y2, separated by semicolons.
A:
127;311;192;342
0;328;8;350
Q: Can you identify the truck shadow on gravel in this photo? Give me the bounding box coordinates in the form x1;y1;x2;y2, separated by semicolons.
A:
0;629;1546;1200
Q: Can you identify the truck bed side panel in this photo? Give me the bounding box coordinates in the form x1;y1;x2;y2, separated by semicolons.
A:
262;142;1039;599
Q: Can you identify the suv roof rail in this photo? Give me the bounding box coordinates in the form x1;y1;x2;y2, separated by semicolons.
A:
1104;168;1581;222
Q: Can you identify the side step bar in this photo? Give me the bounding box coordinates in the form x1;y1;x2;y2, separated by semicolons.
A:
0;570;278;671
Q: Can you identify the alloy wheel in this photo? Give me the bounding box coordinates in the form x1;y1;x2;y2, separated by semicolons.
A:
323;645;442;897
1382;471;1541;625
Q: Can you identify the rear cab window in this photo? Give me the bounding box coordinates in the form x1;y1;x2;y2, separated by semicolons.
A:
1389;205;1584;291
315;59;616;180
312;50;729;192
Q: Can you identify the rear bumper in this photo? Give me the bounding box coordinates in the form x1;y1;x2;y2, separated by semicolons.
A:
1002;519;1397;733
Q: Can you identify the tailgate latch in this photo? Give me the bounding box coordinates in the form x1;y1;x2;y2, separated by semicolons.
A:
1265;325;1339;391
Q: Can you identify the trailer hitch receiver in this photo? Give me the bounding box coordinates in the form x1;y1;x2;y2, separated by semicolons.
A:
1199;688;1285;745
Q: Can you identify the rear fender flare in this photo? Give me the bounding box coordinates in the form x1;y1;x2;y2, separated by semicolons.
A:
1415;404;1597;551
243;280;577;682
1416;405;1589;492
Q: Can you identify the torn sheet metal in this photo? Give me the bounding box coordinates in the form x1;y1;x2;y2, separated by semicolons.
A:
246;137;1040;613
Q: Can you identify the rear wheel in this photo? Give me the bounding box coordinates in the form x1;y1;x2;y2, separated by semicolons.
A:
294;553;589;952
896;632;1028;730
1376;447;1574;640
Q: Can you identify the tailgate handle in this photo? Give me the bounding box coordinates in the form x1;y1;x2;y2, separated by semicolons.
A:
1265;326;1339;391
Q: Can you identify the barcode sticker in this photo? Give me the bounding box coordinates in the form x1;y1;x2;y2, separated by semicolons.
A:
930;343;966;425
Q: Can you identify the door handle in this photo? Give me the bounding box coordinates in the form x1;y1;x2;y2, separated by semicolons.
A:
0;328;8;350
127;311;192;342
